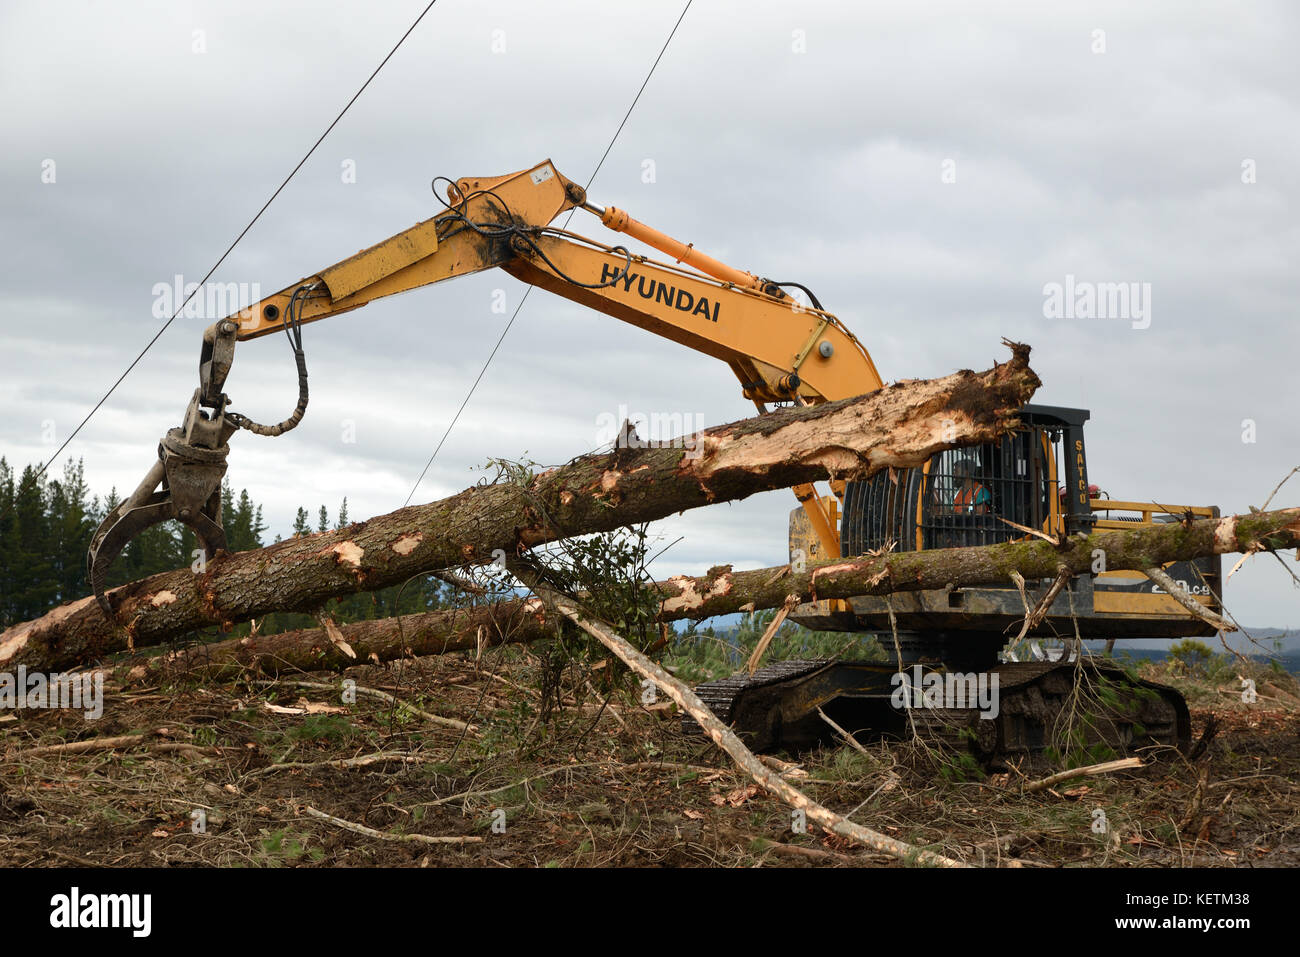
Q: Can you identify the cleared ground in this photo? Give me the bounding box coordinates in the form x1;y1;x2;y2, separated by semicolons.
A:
1;650;1296;868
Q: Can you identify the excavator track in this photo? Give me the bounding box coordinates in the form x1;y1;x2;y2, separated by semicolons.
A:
902;660;1191;771
688;660;831;728
684;658;1190;771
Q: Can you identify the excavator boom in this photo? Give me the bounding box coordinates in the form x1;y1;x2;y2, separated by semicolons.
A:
231;160;881;405
88;160;880;614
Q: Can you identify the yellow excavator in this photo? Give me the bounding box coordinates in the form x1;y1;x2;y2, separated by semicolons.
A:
90;160;1222;768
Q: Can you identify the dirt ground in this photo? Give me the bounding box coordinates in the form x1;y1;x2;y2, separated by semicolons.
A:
1;650;1297;868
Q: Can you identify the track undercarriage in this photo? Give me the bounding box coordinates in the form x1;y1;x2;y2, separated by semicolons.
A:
685;655;1190;772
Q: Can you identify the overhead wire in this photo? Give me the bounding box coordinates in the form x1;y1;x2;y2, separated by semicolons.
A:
35;0;445;480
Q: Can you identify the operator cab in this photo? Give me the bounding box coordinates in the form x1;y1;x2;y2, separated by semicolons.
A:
839;404;1089;555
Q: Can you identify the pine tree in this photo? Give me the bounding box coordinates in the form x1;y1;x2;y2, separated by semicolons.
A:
10;465;56;621
44;459;95;604
317;505;329;534
292;507;311;537
0;458;16;625
220;478;235;532
225;489;265;552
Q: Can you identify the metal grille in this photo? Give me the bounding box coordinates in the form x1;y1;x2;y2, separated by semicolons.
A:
841;464;922;555
842;428;1049;555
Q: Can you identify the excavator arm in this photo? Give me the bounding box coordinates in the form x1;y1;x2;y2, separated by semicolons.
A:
232;160;881;403
89;160;884;615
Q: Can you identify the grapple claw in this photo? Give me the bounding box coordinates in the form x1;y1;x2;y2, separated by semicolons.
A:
88;426;230;620
87;320;247;620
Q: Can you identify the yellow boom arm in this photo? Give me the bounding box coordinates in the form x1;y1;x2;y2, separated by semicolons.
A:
234;160;882;410
222;160;886;561
89;160;887;613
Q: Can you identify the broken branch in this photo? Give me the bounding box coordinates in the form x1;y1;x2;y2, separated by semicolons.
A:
1143;565;1235;632
301;805;482;845
511;562;968;868
1020;756;1144;795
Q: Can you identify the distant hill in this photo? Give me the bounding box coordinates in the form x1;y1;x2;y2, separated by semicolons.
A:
687;618;1300;675
1090;627;1299;674
1092;645;1300;675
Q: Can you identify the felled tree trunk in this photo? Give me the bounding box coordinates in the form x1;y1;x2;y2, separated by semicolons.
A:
123;597;554;682
122;505;1298;683
646;506;1300;618
0;343;1040;674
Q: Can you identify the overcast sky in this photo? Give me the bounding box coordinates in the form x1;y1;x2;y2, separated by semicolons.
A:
2;1;1297;627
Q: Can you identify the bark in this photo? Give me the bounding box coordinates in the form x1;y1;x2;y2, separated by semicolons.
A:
118;597;551;683
120;504;1300;683
0;344;1039;674
1142;564;1235;632
644;506;1300;620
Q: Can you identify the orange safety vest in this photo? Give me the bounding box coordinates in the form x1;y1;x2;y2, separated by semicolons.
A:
954;482;989;513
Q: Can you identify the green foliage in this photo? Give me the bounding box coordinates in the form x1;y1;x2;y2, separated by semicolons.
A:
534;525;662;654
1046;714;1120;770
474;696;537;757
284;714;359;746
259;828;323;865
1168;639;1221;678
938;747;984;783
1;458;98;623
502;521;666;730
819;744;881;782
